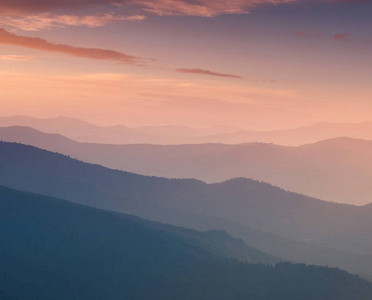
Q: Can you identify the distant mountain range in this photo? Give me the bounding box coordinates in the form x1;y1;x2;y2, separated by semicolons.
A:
0;116;242;144
2;185;371;300
2;115;372;145
1;141;372;279
2;125;372;205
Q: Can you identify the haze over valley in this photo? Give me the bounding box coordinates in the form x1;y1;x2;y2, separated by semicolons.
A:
1;123;372;204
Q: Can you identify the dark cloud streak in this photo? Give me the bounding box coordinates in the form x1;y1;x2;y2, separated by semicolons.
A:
0;28;142;64
176;68;242;79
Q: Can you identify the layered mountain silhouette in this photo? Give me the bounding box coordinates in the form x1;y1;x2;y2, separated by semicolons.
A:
2;125;372;204
2;115;372;145
2;186;372;300
0;141;372;279
0;116;241;145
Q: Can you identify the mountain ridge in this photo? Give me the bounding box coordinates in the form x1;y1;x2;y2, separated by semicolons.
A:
2;185;371;300
2;125;372;205
2;115;372;145
1;141;372;279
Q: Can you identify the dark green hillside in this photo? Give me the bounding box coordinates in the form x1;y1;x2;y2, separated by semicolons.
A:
1;186;372;300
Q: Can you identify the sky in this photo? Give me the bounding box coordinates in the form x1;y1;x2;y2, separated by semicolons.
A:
0;0;371;130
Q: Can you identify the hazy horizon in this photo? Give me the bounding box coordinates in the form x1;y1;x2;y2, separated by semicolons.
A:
2;114;372;132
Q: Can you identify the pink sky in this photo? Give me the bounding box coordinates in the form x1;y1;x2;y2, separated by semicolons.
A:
0;0;371;129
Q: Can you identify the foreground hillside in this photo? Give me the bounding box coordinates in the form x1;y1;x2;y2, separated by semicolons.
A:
0;142;372;279
2;126;372;205
1;186;371;300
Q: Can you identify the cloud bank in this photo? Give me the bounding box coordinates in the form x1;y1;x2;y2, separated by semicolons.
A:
0;0;297;18
0;13;145;31
2;0;358;31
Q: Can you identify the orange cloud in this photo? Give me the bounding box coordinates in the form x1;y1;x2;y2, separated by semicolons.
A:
1;0;360;22
0;0;297;19
176;68;242;79
141;0;297;17
0;55;35;61
0;28;142;64
0;13;146;31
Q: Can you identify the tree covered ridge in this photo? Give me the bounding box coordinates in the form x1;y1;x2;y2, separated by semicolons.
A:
1;185;372;300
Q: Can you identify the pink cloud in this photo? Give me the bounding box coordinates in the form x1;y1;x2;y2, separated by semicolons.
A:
333;33;351;40
296;31;307;36
0;28;142;64
176;68;242;79
296;30;352;41
295;30;320;38
323;0;368;2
